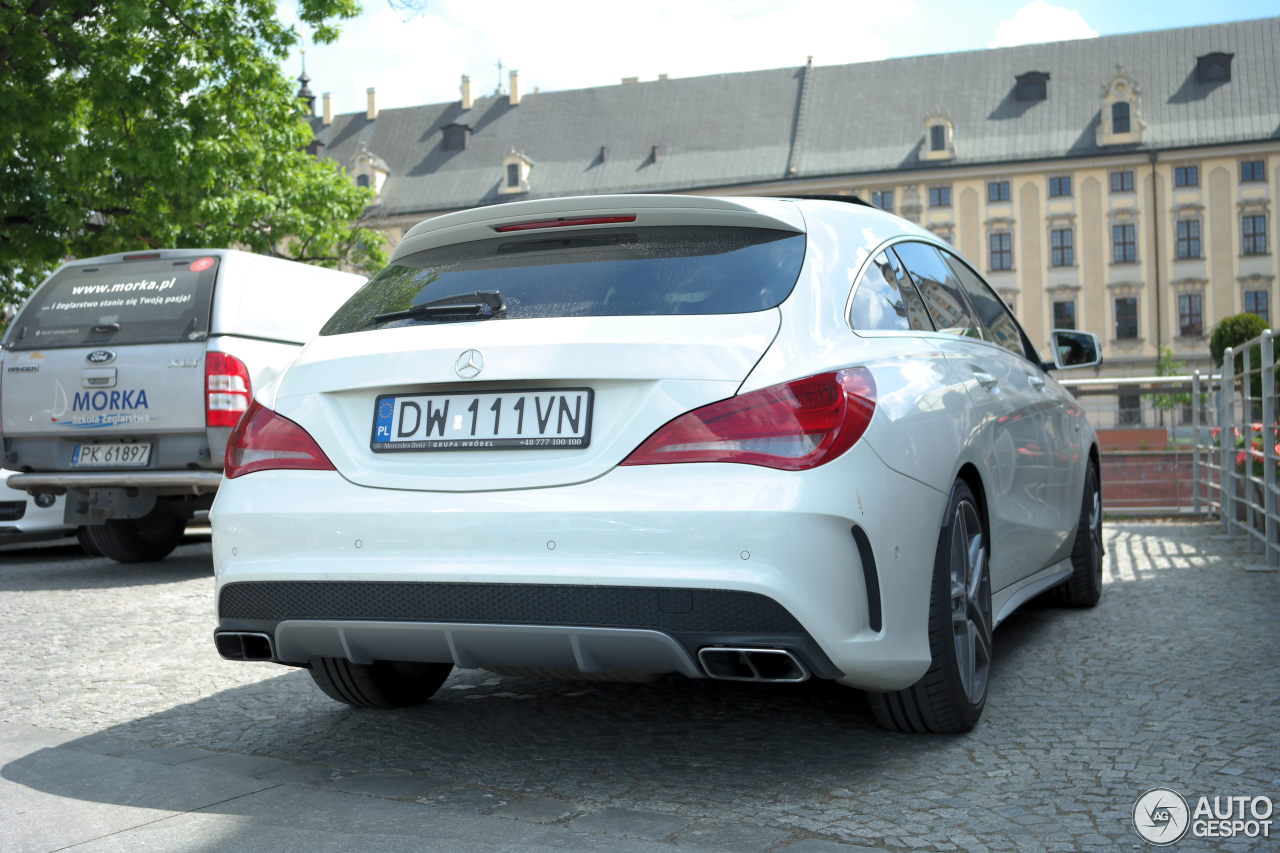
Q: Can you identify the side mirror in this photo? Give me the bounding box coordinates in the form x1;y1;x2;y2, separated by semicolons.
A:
1049;329;1102;370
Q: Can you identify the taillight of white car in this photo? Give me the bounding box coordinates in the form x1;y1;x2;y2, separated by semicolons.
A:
224;401;335;478
206;352;252;427
621;368;876;471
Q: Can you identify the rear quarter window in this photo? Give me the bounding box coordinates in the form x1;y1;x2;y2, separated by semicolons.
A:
5;256;217;351
321;226;806;335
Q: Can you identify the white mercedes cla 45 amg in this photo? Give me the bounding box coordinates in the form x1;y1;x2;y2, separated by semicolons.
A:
211;194;1103;733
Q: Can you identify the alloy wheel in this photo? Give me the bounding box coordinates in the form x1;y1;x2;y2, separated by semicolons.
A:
949;500;992;706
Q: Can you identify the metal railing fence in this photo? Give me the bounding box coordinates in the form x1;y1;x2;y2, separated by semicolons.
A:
1056;328;1279;568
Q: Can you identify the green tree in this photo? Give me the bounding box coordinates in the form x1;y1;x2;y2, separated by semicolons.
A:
0;0;383;315
1145;346;1192;427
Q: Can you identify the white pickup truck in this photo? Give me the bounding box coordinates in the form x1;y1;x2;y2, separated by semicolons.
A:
1;249;364;563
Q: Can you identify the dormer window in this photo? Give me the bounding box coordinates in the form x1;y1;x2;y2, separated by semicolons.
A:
1097;69;1143;147
922;115;954;162
1015;71;1049;102
1111;102;1131;134
499;149;532;195
349;141;390;196
442;123;471;151
1196;52;1233;84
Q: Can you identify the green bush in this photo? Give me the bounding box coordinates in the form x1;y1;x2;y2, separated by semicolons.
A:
1210;313;1269;366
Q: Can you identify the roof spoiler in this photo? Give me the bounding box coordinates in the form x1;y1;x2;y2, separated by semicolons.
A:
394;194;806;262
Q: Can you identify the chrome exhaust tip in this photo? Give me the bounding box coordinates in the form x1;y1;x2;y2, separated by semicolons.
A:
214;631;275;662
697;647;810;682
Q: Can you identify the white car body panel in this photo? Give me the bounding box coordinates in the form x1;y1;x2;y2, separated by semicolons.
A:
277;312;780;492
211;193;1100;697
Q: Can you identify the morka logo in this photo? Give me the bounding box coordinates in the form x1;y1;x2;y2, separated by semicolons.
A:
72;389;149;411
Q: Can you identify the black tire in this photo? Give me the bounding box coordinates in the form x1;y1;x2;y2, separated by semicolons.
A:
75;526;101;556
80;509;186;563
869;480;993;734
1052;461;1103;607
309;658;453;709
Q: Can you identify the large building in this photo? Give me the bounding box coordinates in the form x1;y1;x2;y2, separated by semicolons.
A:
303;17;1279;380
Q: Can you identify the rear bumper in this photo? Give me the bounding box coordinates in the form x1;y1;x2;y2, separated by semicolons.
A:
6;470;223;494
210;448;948;691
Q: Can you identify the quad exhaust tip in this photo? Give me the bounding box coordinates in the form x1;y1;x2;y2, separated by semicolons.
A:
215;631;275;662
698;647;810;683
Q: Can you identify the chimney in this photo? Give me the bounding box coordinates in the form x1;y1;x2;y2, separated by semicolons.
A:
322;92;333;125
508;70;521;105
460;74;473;110
621;76;639;85
658;74;668;81
366;87;378;120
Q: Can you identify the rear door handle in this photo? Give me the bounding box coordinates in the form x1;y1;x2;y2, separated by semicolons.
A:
1027;374;1046;390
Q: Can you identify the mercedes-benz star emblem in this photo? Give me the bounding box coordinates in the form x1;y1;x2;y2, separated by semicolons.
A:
455;349;484;379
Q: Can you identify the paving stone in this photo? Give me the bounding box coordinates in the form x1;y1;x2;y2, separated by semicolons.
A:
568;806;690;841
671;818;793;851
490;796;583;823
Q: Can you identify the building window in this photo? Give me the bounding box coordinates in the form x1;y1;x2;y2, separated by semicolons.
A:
929;125;947;152
1115;297;1139;339
1048;176;1072;198
1052;300;1076;330
871;190;894;211
506;163;521;188
1174;165;1199;187
1112;223;1137;263
1241;160;1266;183
1178;293;1203;337
1050;228;1074;266
355;174;370;188
1243;215;1269;255
1118;389;1142;426
1245;290;1270;323
989;232;1012;271
928;186;951;208
1110;170;1135;193
987;180;1010;203
1176;220;1201;259
1111;102;1131;134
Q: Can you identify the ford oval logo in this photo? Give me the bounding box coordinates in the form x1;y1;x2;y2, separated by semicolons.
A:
86;350;116;365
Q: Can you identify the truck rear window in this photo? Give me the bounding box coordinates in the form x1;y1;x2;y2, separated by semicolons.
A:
321;226;805;335
5;256;218;351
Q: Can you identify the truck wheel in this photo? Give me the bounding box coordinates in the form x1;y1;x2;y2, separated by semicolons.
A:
309;658;454;708
75;527;101;556
81;509;186;563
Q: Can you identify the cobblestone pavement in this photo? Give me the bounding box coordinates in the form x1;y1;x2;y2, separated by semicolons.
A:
1;522;1277;852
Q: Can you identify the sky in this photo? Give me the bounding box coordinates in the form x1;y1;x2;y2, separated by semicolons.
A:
279;0;1278;115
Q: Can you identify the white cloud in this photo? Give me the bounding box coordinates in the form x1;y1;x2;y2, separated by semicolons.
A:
287;0;921;113
987;1;1098;48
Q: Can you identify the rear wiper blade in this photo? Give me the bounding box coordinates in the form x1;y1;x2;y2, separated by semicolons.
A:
373;291;506;324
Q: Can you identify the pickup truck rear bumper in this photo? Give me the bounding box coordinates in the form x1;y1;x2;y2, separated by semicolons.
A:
5;471;223;494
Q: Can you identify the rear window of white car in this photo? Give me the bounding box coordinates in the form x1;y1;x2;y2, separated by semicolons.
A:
321;226;805;335
5;256;217;351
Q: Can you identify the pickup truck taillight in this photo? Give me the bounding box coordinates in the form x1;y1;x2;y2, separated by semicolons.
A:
225;401;335;478
206;352;251;427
